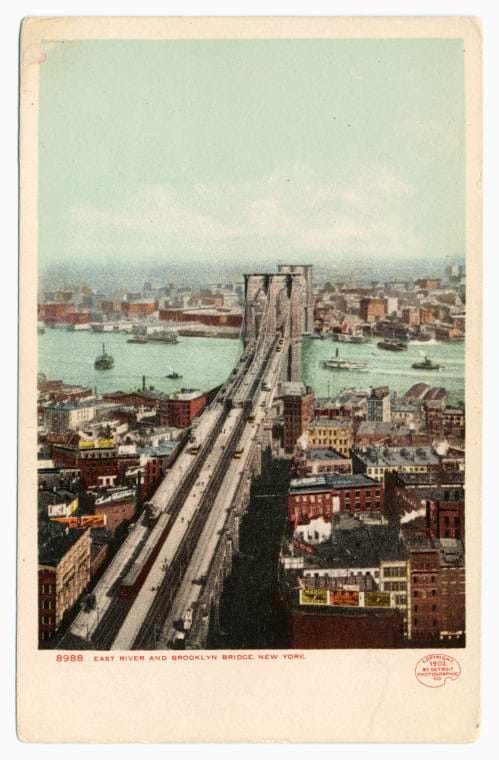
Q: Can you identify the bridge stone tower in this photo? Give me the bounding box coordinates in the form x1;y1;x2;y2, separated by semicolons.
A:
277;264;314;335
243;265;313;382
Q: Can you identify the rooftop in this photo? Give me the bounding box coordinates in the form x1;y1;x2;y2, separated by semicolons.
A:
353;445;439;467
290;473;378;493
394;470;465;487
38;521;88;566
309;418;352;429
424;387;448;402
44;398;97;411
304;448;350;462
356;421;412;437
403;383;430;401
436;538;465;567
299;518;405;569
171;389;204;401
281;382;307;397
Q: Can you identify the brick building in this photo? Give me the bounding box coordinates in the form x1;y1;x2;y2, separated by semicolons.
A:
289;607;404;649
159;307;243;328
159;389;209;429
307;418;353;456
288;474;383;525
38;302;74;322
424;405;465;440
409;541;465;642
65;311;92;326
102;389;164;409
401;307;420;326
359;297;386;323
38;523;91;644
77;440;119;489
93;491;136;535
120;300;157;318
281;382;315;453
427;498;465;543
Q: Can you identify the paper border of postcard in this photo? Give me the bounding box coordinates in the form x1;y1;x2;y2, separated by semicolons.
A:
18;16;482;743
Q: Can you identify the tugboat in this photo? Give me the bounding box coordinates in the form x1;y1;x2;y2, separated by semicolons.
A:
94;343;114;370
321;348;368;371
165;370;183;379
377;337;408;351
411;355;442;371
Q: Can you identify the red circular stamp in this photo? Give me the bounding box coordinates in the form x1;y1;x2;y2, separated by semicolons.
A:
415;654;461;688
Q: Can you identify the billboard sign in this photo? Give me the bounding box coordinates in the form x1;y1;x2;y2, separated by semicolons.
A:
79;438;114;450
50;514;107;529
364;591;391;608
47;497;78;518
329;590;359;607
299;588;328;606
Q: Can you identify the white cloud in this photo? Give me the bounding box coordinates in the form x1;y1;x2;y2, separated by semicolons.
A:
66;163;424;262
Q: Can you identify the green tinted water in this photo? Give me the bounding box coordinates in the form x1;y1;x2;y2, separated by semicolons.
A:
38;330;465;402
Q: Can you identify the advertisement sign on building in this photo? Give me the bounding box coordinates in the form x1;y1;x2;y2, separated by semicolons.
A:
79;438;114;450
364;591;391;608
299;588;328;606
50;514;107;529
293;538;318;556
332;495;341;513
329;590;359;607
47;497;78;518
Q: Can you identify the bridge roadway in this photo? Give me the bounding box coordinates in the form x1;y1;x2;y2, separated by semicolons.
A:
66;335;260;647
111;320;286;649
157;344;284;648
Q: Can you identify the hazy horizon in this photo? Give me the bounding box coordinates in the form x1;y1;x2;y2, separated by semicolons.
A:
39;255;464;294
39;39;465;274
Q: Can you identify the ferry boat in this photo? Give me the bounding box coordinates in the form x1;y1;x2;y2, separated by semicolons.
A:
165;370;183;379
94;343;114;370
411;355;442;371
377;337;407;351
321;348;368;371
147;330;179;344
333;332;368;344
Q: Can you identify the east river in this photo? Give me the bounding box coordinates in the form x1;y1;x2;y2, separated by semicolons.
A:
38;329;465;403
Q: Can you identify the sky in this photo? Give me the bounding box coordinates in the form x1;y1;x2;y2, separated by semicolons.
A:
38;38;465;276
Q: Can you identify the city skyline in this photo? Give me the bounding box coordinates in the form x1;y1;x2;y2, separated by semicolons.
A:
39;38;465;270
